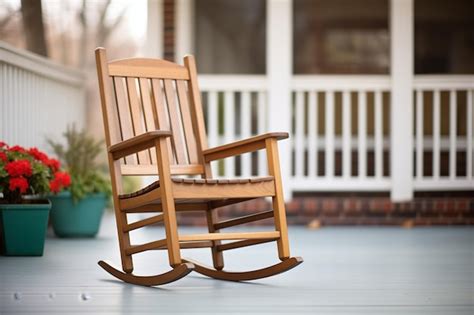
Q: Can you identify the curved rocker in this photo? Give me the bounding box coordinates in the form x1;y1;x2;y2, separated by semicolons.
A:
98;260;195;286
182;256;303;282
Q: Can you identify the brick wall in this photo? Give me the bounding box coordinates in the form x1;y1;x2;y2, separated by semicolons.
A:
177;194;474;227
163;0;175;61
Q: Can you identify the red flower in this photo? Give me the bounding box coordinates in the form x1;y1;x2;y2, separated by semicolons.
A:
9;177;29;193
0;152;7;162
45;158;61;172
49;171;71;193
5;160;32;177
8;145;26;153
0;141;6;148
49;179;61;193
55;171;71;186
28;147;49;163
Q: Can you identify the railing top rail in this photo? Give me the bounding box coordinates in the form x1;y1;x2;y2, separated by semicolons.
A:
0;41;85;87
292;75;391;91
414;75;474;90
199;75;267;91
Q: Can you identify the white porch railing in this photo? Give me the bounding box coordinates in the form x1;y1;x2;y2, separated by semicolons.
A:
413;75;474;191
0;42;86;152
199;74;474;196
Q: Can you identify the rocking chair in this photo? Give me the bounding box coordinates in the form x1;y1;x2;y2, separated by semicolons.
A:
95;47;302;286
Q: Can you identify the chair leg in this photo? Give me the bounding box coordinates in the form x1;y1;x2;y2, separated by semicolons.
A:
266;138;290;260
115;211;134;273
206;207;224;270
155;138;181;267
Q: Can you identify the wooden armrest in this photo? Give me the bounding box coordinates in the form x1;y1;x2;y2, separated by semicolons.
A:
203;132;288;162
108;131;172;160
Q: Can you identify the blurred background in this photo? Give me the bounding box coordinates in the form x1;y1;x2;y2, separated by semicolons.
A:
1;0;473;226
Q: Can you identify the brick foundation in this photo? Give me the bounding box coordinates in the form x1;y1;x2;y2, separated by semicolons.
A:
177;194;474;226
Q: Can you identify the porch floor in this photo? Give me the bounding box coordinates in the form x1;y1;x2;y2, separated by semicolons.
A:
1;213;473;314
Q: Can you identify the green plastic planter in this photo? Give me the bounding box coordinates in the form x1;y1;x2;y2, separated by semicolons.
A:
0;200;51;256
49;192;106;238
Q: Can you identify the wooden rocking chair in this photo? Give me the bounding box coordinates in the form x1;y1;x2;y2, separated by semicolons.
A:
95;48;303;286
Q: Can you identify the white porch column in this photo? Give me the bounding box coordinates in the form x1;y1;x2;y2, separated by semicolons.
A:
145;0;163;58
175;0;194;62
267;0;293;200
390;0;414;201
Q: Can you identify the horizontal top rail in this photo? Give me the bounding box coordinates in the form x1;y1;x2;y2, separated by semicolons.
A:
414;75;474;90
0;41;85;86
292;75;391;91
199;75;267;91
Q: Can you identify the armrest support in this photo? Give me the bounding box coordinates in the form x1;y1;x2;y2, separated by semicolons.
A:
203;132;288;162
108;131;172;160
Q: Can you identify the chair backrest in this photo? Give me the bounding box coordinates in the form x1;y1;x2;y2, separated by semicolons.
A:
95;48;209;177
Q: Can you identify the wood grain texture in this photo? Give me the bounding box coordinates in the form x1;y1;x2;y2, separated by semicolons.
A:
183;257;303;282
95;49;298;285
203;132;289;162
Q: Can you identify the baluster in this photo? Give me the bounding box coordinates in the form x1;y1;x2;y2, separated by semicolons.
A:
467;90;473;179
241;91;251;177
224;91;235;177
325;91;335;178
295;91;305;177
358;91;367;178
257;92;267;176
208;91;218;176
308;91;318;177
449;90;457;179
342;91;351;178
433;90;440;179
375;90;383;179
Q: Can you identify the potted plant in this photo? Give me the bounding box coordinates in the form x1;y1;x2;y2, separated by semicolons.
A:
47;126;111;238
0;142;70;256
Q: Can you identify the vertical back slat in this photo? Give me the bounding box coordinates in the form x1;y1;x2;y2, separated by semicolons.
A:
224;91;235;176
139;78;157;163
374;90;383;179
358;91;367;178
113;77;137;164
342;91;351;178
184;55;209;175
127;77;150;164
151;78;175;163
295;91;305;177
176;80;199;164
164;79;187;164
308;91;317;177
449;90;457;179
467;90;473;179
433;90;440;179
325;91;335;178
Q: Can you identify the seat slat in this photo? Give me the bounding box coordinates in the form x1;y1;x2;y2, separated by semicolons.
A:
176;80;199;164
164;79;187;164
126;77;150;164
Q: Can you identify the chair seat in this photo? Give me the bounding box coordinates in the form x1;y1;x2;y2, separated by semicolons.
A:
119;176;274;200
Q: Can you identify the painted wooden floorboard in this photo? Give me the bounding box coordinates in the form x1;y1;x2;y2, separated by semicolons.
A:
0;213;473;314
